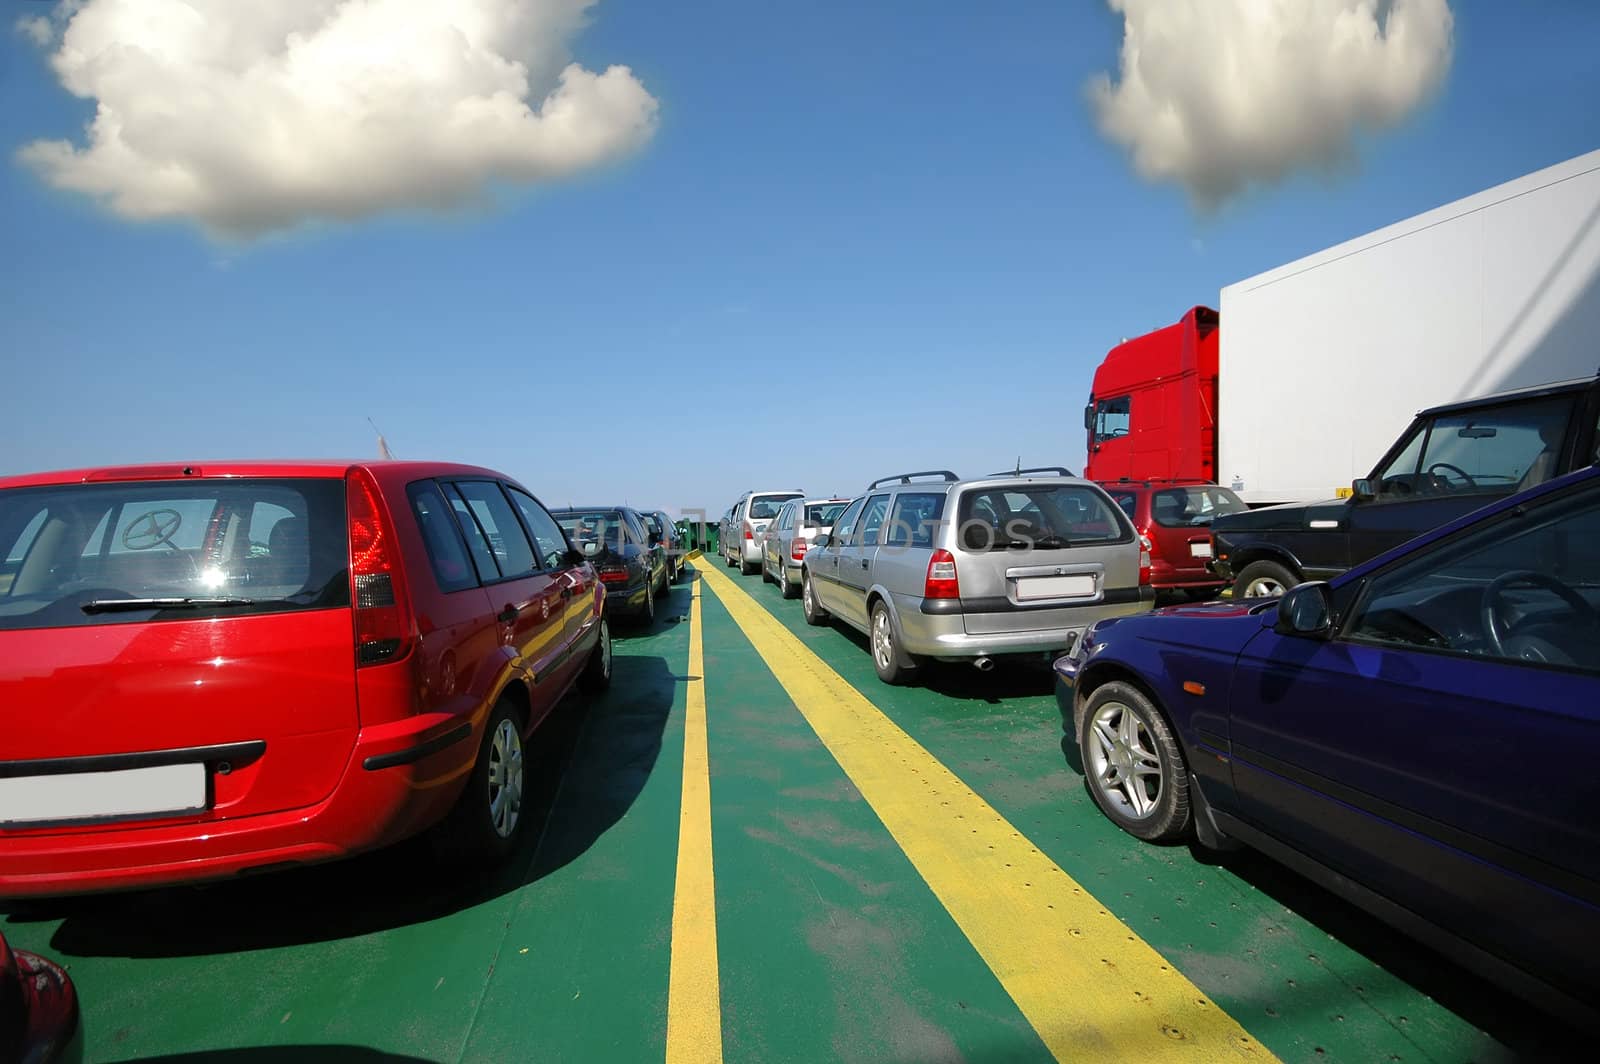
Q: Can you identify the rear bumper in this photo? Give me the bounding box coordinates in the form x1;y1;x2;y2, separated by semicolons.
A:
894;590;1155;660
603;579;652;614
740;540;762;564
0;711;482;899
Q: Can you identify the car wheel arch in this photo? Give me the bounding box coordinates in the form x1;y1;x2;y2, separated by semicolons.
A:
865;589;918;668
1229;546;1305;583
1072;661;1171;745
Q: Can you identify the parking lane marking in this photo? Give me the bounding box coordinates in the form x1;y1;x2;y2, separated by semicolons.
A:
695;561;1272;1062
666;576;724;1064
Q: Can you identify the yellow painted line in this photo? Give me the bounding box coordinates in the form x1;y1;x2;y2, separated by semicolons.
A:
694;561;1272;1062
665;577;724;1064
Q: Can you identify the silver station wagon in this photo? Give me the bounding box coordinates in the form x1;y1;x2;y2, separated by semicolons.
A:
801;469;1153;683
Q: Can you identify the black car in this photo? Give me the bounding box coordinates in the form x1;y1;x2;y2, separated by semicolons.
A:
1212;374;1600;598
642;510;686;584
551;507;669;624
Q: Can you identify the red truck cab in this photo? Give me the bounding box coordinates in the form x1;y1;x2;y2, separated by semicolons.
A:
1083;306;1219;484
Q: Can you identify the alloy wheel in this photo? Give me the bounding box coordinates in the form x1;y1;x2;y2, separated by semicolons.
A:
1086;700;1163;820
872;610;894;671
486;719;524;839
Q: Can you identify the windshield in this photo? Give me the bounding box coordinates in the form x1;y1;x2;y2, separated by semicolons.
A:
1151;486;1248;527
0;479;348;630
748;494;802;520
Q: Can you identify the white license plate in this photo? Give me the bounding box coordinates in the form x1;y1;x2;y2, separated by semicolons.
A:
1190;541;1213;558
1015;574;1097;600
0;763;207;827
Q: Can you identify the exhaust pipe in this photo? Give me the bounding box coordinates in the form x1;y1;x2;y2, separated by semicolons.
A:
972;656;995;672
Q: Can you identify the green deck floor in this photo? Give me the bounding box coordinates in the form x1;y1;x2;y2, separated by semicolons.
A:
0;566;1580;1062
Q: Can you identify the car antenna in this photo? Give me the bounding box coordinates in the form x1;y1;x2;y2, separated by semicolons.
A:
1014;456;1021;475
368;417;395;459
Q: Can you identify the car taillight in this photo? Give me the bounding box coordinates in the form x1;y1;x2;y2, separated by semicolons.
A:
599;567;629;585
924;548;960;600
743;523;754;540
791;538;809;562
1138;534;1153;586
347;468;414;667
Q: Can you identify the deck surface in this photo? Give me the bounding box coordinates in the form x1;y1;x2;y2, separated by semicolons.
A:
0;560;1573;1063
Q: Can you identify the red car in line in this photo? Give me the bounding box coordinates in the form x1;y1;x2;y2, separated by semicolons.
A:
0;460;610;898
1098;480;1249;599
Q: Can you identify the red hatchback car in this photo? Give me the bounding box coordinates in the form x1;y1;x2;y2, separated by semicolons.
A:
0;461;609;897
1099;480;1249;598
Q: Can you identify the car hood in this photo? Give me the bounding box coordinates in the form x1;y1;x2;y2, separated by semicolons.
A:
1210;497;1350;533
1089;598;1274;656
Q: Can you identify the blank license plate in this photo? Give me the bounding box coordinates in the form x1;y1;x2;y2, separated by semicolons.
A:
0;763;207;827
1015;574;1096;600
1190;542;1213;558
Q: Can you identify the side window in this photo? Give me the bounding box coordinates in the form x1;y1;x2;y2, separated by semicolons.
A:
454;481;538;580
830;498;866;545
855;494;891;547
778;503;794;531
408;481;478;593
1346;481;1600;674
1093;396;1131;444
508;487;571;572
1378;398;1573;499
884;492;947;548
1111;493;1137;519
444;485;501;583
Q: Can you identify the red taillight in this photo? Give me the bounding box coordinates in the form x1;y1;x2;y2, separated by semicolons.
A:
791;538;809;562
347;468;413;667
743;523;754;540
599;567;629;585
1138;533;1153;586
924;548;960;600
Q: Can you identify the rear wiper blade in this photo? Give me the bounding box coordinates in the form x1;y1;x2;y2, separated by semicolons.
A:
81;596;257;613
1031;535;1074;549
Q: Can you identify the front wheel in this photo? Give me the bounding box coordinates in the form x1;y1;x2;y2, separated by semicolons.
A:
579;617;611;692
802;572;828;626
1233;559;1297;599
1079;682;1190;842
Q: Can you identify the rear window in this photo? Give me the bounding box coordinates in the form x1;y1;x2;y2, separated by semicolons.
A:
0;478;348;630
748;494;802;520
1150;486;1248;528
956;485;1130;551
804;502;848;527
555;510;633;557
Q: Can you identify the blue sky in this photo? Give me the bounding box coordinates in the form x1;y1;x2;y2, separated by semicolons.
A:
2;0;1598;518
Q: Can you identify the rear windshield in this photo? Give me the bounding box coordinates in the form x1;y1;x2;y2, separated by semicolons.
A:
555;510;634;556
804;502;849;527
0;478;348;630
748;494;802;520
956;485;1129;551
1151;486;1248;527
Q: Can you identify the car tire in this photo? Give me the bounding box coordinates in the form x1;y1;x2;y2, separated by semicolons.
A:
1078;681;1191;843
780;567;800;600
1233;559;1297;599
654;564;668;598
578;617;612;692
640;585;656;626
802;571;828;625
726;547;737;568
870;602;914;685
435;698;527;865
741;555;759;576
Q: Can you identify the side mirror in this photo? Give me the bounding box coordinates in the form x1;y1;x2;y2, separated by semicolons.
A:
812;534;831;549
1275;581;1334;638
1351;478;1375;502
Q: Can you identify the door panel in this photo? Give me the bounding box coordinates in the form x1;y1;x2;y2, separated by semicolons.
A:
835;494;890;628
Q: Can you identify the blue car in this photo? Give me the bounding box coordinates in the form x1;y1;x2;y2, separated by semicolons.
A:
1054;465;1600;1025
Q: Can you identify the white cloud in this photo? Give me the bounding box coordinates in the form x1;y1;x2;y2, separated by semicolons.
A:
18;0;658;237
1089;0;1454;208
15;15;55;46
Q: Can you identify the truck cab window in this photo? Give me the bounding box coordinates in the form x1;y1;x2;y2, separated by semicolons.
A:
1093;397;1131;444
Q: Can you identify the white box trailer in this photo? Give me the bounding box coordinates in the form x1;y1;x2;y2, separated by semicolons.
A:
1218;148;1600;506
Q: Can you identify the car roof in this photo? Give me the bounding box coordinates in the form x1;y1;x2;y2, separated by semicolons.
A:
0;459;514;491
1416;373;1598;418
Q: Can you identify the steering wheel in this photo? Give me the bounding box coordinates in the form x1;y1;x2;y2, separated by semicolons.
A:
1480;570;1600;657
1426;462;1478;490
121;509;183;551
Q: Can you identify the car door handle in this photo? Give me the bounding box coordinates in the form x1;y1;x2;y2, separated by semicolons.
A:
860;558;870;569
498;604;519;623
